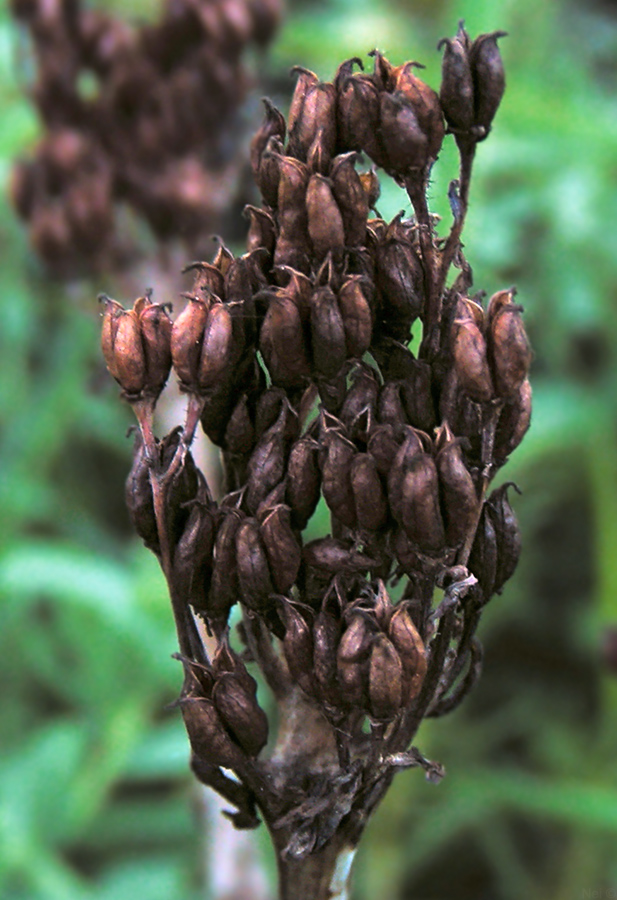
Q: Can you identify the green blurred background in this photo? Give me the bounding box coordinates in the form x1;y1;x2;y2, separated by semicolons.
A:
2;0;617;897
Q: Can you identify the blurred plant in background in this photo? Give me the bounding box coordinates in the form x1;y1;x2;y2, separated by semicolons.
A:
2;0;617;899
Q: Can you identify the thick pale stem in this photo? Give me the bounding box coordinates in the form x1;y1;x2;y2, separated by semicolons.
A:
276;840;358;900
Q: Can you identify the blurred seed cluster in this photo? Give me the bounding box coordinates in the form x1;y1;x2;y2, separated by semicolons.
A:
9;0;283;276
99;21;532;886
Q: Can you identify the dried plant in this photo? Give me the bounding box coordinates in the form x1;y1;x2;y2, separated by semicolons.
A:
100;23;531;899
9;0;283;276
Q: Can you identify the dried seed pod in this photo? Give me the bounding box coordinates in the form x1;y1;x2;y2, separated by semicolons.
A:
350;453;388;531
279;600;315;694
181;696;245;769
470;31;507;138
244;204;277;255
250;98;286;182
100;297;146;396
245;428;287;514
235;517;275;613
260;504;302;594
182;261;225;300
288;76;337;164
438;21;474;133
209;509;244;632
286;436;321;529
487;483;522;593
287;66;320;142
259;293;311;388
388;602;427;702
224;394;255;456
340;366;379;438
435;423;478;548
171;296;210;388
306;174;345;260
258;135;284;208
335;58;383;162
136;296;173;396
376;228;424;340
173;492;216;613
330;152;369;247
452;313;493;403
321;428;357;528
125;437;159;553
197;302;233;391
387;427;425;523
487;290;532;398
338;276;373;358
468;502;498;601
392;62;445;162
494;378;532;464
162;433;200;545
399;357;436;432
378;90;429;177
368;633;403;720
378;380;408;428
367;423;400;477
337;614;373;707
310;286;347;380
212;673;269;757
303;537;378;573
400;454;446;555
313;602;342;704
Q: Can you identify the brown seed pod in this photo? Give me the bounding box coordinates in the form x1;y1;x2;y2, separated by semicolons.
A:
208;509;244;632
399;357;436;432
171;295;210;388
181;696;245;769
303;537;378;574
260;504;302;594
257;135;284;208
313;601;342;704
367;423;401;477
286;436;321;529
376;227;424;341
494;378;532;464
197;302;233;391
378;90;429;177
136;296;173;397
245;429;287;514
250;98;286;182
392;62;445;163
487;483;522;593
224;394;255;457
173;492;216;613
182;261;225;300
306;174;346;260
387;427;425;523
287;66;320;143
368;633;403;720
438;21;474;133
279;600;315;694
435;423;478;548
335;58;383;162
452;314;493;403
235;517;274;613
468;501;498;602
400;454;446;556
321;428;357;528
100;297;146;396
388;602;427;703
378;380;408;428
212;673;269;758
350;453;388;532
288;78;337;164
338;276;373;359
310;286;347;380
244;204;277;256
337;614;373;707
340;366;379;439
330;152;369;247
470;31;507;138
487;290;532;398
259;293;311;389
125;437;159;554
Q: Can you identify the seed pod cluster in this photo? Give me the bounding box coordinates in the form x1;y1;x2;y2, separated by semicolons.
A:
10;0;283;275
107;33;531;830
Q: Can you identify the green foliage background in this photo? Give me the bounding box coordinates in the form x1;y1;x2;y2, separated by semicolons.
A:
2;0;617;897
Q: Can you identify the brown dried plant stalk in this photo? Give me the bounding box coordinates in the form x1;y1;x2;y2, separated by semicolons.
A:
101;23;531;900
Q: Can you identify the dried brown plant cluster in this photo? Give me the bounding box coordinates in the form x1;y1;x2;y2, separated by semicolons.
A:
9;0;282;276
101;23;531;899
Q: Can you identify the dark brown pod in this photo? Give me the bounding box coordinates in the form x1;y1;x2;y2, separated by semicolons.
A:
162;434;200;546
235;517;274;613
399;358;436;432
171;296;209;388
313;603;342;704
321;429;357;528
245;429;287;515
438;21;474;133
310;286;347;380
376;229;424;341
257;135;284;208
224;394;255;456
279;600;315;694
303;537;378;574
367;423;400;477
340;366;379;439
388;602;427;703
287;66;320;144
288;78;337;164
101;298;146;396
173;492;216;613
181;696;245;769
350;453;388;531
338;276;373;358
400;454;446;555
259;294;311;388
182;261;226;300
244;205;277;256
286;436;321;529
435;423;478;548
197;303;233;391
378;90;429;176
337;614;373;707
125;437;159;553
487;483;522;593
470;31;507;138
494;378;532;464
209;509;244;632
468;502;498;601
260;504;302;594
330;152;369;247
392;62;445;162
250;98;286;182
368;634;403;720
487;290;532;398
136;296;173;397
452;316;493;403
378;380;408;428
387;427;425;523
306;174;346;260
212;673;269;757
335;58;383;161
277;154;310;212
